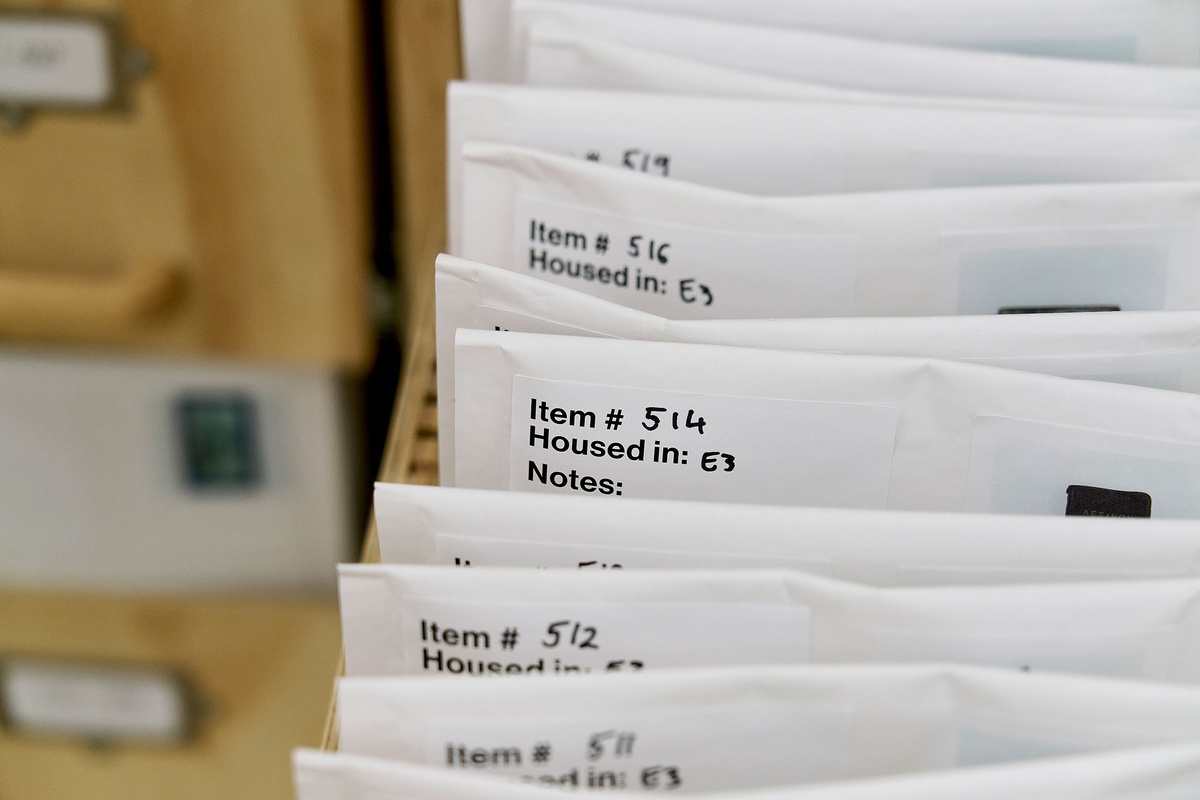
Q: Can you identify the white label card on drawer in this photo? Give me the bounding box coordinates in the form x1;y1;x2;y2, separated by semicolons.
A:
514;197;859;319
402;597;811;676
509;376;897;507
0;658;191;745
0;13;116;107
424;701;854;791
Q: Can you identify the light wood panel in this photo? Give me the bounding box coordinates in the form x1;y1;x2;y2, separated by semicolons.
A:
319;0;460;752
1;0;372;371
385;0;461;336
321;282;438;752
0;590;341;800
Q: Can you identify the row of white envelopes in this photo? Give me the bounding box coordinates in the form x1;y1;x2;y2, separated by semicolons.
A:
289;481;1200;798
306;0;1200;796
299;662;1200;798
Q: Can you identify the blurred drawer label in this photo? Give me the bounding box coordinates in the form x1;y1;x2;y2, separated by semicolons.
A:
0;11;125;110
1;657;193;746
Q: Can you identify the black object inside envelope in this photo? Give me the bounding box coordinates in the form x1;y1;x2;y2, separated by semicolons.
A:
999;305;1120;314
1065;484;1152;517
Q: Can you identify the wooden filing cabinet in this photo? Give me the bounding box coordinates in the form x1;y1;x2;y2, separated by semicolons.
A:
1;2;369;797
0;590;341;800
1;0;371;369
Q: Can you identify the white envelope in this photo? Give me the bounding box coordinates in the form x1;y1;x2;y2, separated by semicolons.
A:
447;83;1200;255
436;255;1200;479
440;256;1200;381
459;145;1200;320
336;664;1200;789
461;0;1200;80
514;2;1200;110
523;28;1154;113
374;482;1200;586
454;329;1200;516
529;29;975;108
293;742;1200;800
337;564;1200;681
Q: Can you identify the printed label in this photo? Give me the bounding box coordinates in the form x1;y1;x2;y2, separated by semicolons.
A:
401;597;811;676
0;15;113;105
434;534;834;574
514;197;858;319
425;700;854;791
510;376;897;508
1065;484;1152;518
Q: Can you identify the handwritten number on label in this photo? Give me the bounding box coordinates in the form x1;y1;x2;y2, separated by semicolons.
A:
628;235;670;264
588;732;610;761
643;407;706;434
679;279;714;306
642;766;683;790
588;730;636;760
701;452;736;473
622;149;671;177
542;620;599;650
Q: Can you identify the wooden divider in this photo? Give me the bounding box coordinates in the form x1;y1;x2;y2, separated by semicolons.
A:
319;0;461;750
